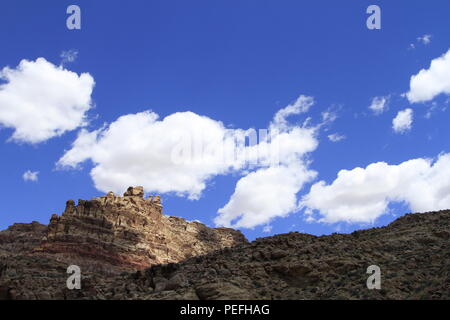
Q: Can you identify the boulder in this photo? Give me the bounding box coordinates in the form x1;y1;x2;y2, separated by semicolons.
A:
123;186;144;198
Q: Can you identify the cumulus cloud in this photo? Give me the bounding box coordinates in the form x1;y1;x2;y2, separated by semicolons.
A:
301;153;450;224
214;96;320;228
368;96;389;115
0;58;95;144
58;111;242;199
23;170;39;182
215;98;319;228
406;49;450;103
216;163;317;229
392;108;413;133
59;95;320;228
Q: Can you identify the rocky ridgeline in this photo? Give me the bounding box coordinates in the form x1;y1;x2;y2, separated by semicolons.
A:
95;210;448;300
0;189;448;300
0;187;247;275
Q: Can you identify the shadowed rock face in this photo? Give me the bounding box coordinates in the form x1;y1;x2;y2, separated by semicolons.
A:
0;189;448;300
0;221;47;251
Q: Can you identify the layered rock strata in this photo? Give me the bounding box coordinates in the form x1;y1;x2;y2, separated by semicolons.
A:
2;187;247;274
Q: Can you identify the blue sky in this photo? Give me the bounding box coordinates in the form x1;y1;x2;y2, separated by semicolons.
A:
1;0;450;240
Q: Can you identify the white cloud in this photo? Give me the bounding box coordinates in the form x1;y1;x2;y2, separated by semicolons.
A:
272;95;314;130
0;58;95;144
368;96;389;115
417;34;432;45
23;170;39;182
59;95;320;228
58;111;241;199
424;101;442;119
392;108;413;133
215;163;317;228
262;225;272;233
60;50;79;64
215;96;319;229
406;49;450;103
409;35;432;50
301;153;450;224
321;111;337;123
328;133;346;142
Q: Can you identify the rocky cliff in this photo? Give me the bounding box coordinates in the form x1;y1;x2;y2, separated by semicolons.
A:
0;189;448;300
0;187;247;275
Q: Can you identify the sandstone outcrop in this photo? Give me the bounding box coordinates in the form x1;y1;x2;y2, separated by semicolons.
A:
1;187;247;275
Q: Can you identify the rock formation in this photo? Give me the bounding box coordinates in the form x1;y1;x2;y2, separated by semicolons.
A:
99;210;449;300
1;187;247;274
0;188;448;300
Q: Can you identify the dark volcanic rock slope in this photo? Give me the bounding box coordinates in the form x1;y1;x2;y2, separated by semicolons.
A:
0;190;448;300
97;210;448;300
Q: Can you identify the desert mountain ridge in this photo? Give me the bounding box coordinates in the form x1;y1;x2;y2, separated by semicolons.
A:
0;187;448;300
